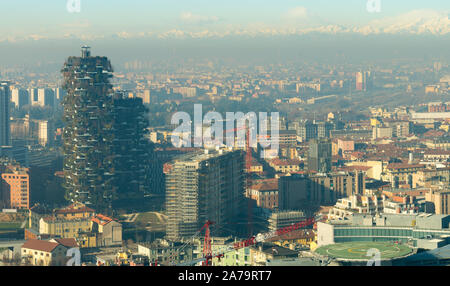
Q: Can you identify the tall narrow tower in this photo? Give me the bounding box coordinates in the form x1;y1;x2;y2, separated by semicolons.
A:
61;47;115;211
0;81;10;146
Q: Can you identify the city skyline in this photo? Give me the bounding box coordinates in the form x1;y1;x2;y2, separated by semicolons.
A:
1;1;450;270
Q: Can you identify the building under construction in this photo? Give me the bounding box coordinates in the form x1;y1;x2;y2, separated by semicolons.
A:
165;149;245;241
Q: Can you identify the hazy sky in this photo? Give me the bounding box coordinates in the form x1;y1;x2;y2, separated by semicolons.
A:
0;0;448;68
1;0;449;41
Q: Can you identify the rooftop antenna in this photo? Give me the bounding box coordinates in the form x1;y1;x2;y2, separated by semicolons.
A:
81;45;91;58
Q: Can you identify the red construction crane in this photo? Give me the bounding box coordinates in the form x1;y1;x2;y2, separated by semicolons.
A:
177;216;319;266
201;220;214;266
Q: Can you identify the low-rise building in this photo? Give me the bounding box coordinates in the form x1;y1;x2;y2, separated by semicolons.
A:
268;159;301;173
328;195;382;220
268;211;306;232
91;214;122;247
21;239;76;266
248;179;278;209
251;243;298;266
137;239;198;266
39;217;91;239
317;213;450;248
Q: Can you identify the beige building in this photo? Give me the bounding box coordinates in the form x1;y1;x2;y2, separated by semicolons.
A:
248;179;278;209
39;217;91;238
268;159;301;173
372;126;393;139
91;214;123;247
346;161;383;180
413;168;450;188
383;163;426;188
328;195;383;220
21;239;73;266
426;189;450;215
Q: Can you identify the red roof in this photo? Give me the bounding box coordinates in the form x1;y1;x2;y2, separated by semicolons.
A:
340;165;372;172
269;159;301;166
424;150;450;156
250;178;278;191
52;238;78;248
92;214;115;226
387;163;425;170
22;239;60;252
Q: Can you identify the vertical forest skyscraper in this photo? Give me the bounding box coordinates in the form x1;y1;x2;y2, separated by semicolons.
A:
111;92;153;203
61;47;115;210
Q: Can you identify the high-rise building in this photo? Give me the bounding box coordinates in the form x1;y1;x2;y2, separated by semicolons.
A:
61;46;116;210
317;122;333;138
28;88;38;105
308;138;332;173
289;120;317;142
53;87;65;106
38;120;53;147
37;89;51;107
355;71;373;92
165;149;245;241
0;81;10;146
137;89;151;104
111;92;153;199
11;88;30;109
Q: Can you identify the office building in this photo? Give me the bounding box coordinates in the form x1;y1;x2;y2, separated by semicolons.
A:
38;120;54;147
32;88;55;108
295;121;318;142
11;88;29;109
308;138;332;173
355;71;373;92
317;122;333;139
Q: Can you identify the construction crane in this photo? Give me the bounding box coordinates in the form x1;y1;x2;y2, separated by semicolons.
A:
177;216;320;266
201;220;214;266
